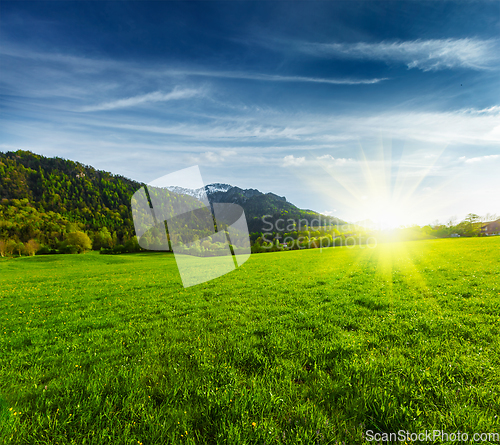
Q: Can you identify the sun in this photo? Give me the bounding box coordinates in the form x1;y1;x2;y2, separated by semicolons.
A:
296;137;447;229
362;198;410;229
356;192;415;229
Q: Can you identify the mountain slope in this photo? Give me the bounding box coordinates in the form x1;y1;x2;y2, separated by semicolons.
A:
167;183;345;233
0;150;344;247
0;150;141;240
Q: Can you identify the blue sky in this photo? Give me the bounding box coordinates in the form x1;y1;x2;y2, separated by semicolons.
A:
1;1;499;226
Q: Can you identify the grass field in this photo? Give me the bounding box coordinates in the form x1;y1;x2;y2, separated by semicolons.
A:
1;237;500;444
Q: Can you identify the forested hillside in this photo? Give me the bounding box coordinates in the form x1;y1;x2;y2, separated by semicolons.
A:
0;150;345;255
0;150;140;239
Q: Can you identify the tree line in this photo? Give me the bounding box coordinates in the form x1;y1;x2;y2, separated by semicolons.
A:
248;213;498;254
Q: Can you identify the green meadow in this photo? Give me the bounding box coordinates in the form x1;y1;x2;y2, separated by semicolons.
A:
1;237;499;444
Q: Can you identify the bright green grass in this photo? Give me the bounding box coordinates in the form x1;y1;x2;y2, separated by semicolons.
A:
1;238;500;444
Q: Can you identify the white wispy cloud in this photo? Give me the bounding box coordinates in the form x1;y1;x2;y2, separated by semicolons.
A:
300;38;499;71
80;88;202;112
463;105;500;115
321;210;338;216
1;45;387;91
187;150;237;165
8;98;500;149
38;102;500;149
317;155;354;166
83;119;311;141
169;69;387;85
283;155;306;166
460;154;500;164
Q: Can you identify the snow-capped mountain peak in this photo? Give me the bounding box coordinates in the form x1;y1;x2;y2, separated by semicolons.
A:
165;183;234;200
205;183;234;194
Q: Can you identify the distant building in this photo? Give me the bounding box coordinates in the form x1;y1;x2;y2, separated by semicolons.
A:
481;219;500;236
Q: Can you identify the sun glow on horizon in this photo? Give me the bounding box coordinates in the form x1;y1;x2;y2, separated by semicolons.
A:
358;196;413;229
297;137;450;228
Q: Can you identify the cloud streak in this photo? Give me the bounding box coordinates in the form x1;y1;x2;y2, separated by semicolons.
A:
77;105;500;147
461;154;500;164
1;45;387;92
80;88;202;112
300;38;500;71
170;69;387;85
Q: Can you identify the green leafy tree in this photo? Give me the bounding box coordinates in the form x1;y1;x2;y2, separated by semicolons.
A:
16;242;25;256
95;227;112;249
25;239;39;256
139;237;149;249
111;231;118;248
465;213;480;224
6;239;17;256
66;231;92;253
124;236;140;253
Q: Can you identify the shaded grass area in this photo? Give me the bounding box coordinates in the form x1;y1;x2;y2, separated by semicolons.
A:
1;238;500;444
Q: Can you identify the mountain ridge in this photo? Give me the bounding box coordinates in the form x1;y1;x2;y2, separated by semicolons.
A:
166;183;285;205
0;150;345;246
165;182;344;232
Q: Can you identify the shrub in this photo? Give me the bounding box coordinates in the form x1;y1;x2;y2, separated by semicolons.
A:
65;231;92;253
